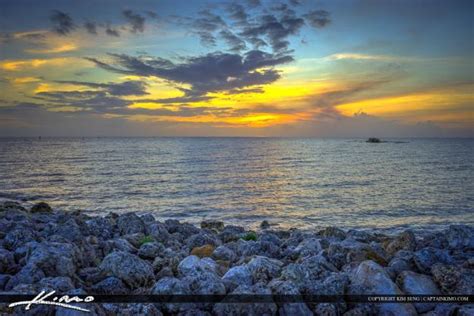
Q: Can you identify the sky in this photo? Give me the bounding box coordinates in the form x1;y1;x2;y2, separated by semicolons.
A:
0;0;473;137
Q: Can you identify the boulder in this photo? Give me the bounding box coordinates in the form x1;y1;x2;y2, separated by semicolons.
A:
445;225;474;250
30;202;52;213
201;220;224;231
147;222;171;242
38;276;74;292
138;242;164;259
268;280;313;316
247;256;283;283
292;238;322;259
117;212;146;235
384;230;417;257
151;277;192;314
413;247;453;273
213;283;277;316
186;233;221;249
431;263;474;294
184;272;226;295
222;265;253;291
100;251;154;289
320;227;346;240
396;271;440;313
349;260;417;316
178;255;218;277
91;276;129;294
212;245;236;262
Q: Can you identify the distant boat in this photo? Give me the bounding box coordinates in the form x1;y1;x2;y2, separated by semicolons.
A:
366;137;381;143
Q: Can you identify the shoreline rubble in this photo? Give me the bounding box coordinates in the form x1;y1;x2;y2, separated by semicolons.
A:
0;201;473;315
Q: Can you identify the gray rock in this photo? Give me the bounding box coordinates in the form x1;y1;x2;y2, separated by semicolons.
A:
247;256;283;283
314;303;338;316
201;220;224;231
151;277;192;314
91;276;129;294
260;220;270;229
147;222;171;242
309;272;349;297
387;251;416;278
213;283;277;316
0;274;10;290
422;303;458;316
300;254;338;280
212;245;236;262
100;251;154;289
26;242;80;277
112;238;138;253
85;217;114;239
138;242;164;259
431;263;474;294
30;202;52;213
396;271;440;313
178;255;218;277
268;280;312;316
218;225;245;243
140;213;156;224
458;305;474;316
291;238;322;259
320;227;346;240
186;232;221;249
117;212;146;235
384;230;417;257
413;247;453;273
446;225;474;250
222;265;253;291
5;263;45;290
349;260;417;316
53;218;84;243
3;227;36;251
38;276;74;292
0;200;27;212
185;271;226;295
0;248;15;274
280;263;313;291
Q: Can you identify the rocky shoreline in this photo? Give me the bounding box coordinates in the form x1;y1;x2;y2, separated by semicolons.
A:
0;201;473;315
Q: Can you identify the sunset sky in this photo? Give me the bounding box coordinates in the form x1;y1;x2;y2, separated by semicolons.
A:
0;0;473;137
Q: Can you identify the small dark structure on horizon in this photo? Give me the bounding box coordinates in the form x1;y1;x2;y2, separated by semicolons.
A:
366;137;381;143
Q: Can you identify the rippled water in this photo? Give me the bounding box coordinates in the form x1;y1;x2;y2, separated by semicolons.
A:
0;137;473;230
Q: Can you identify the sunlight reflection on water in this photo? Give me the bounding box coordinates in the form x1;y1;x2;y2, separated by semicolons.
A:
0;137;473;230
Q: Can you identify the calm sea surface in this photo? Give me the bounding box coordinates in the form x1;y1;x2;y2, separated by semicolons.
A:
0;138;473;230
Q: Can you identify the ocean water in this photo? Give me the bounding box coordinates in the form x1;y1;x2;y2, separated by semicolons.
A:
0;137;473;230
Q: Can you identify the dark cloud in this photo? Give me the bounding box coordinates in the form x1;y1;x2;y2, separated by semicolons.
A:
219;30;247;52
303;10;331;28
240;12;305;52
305;80;392;109
105;24;120;37
54;80;149;96
136;95;213;105
35;90;130;112
225;87;265;94
145;11;158;19
227;3;248;24
192;10;227;46
84;21;98;35
246;0;261;8
289;0;302;6
123;10;146;33
50;10;75;35
86;50;293;97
